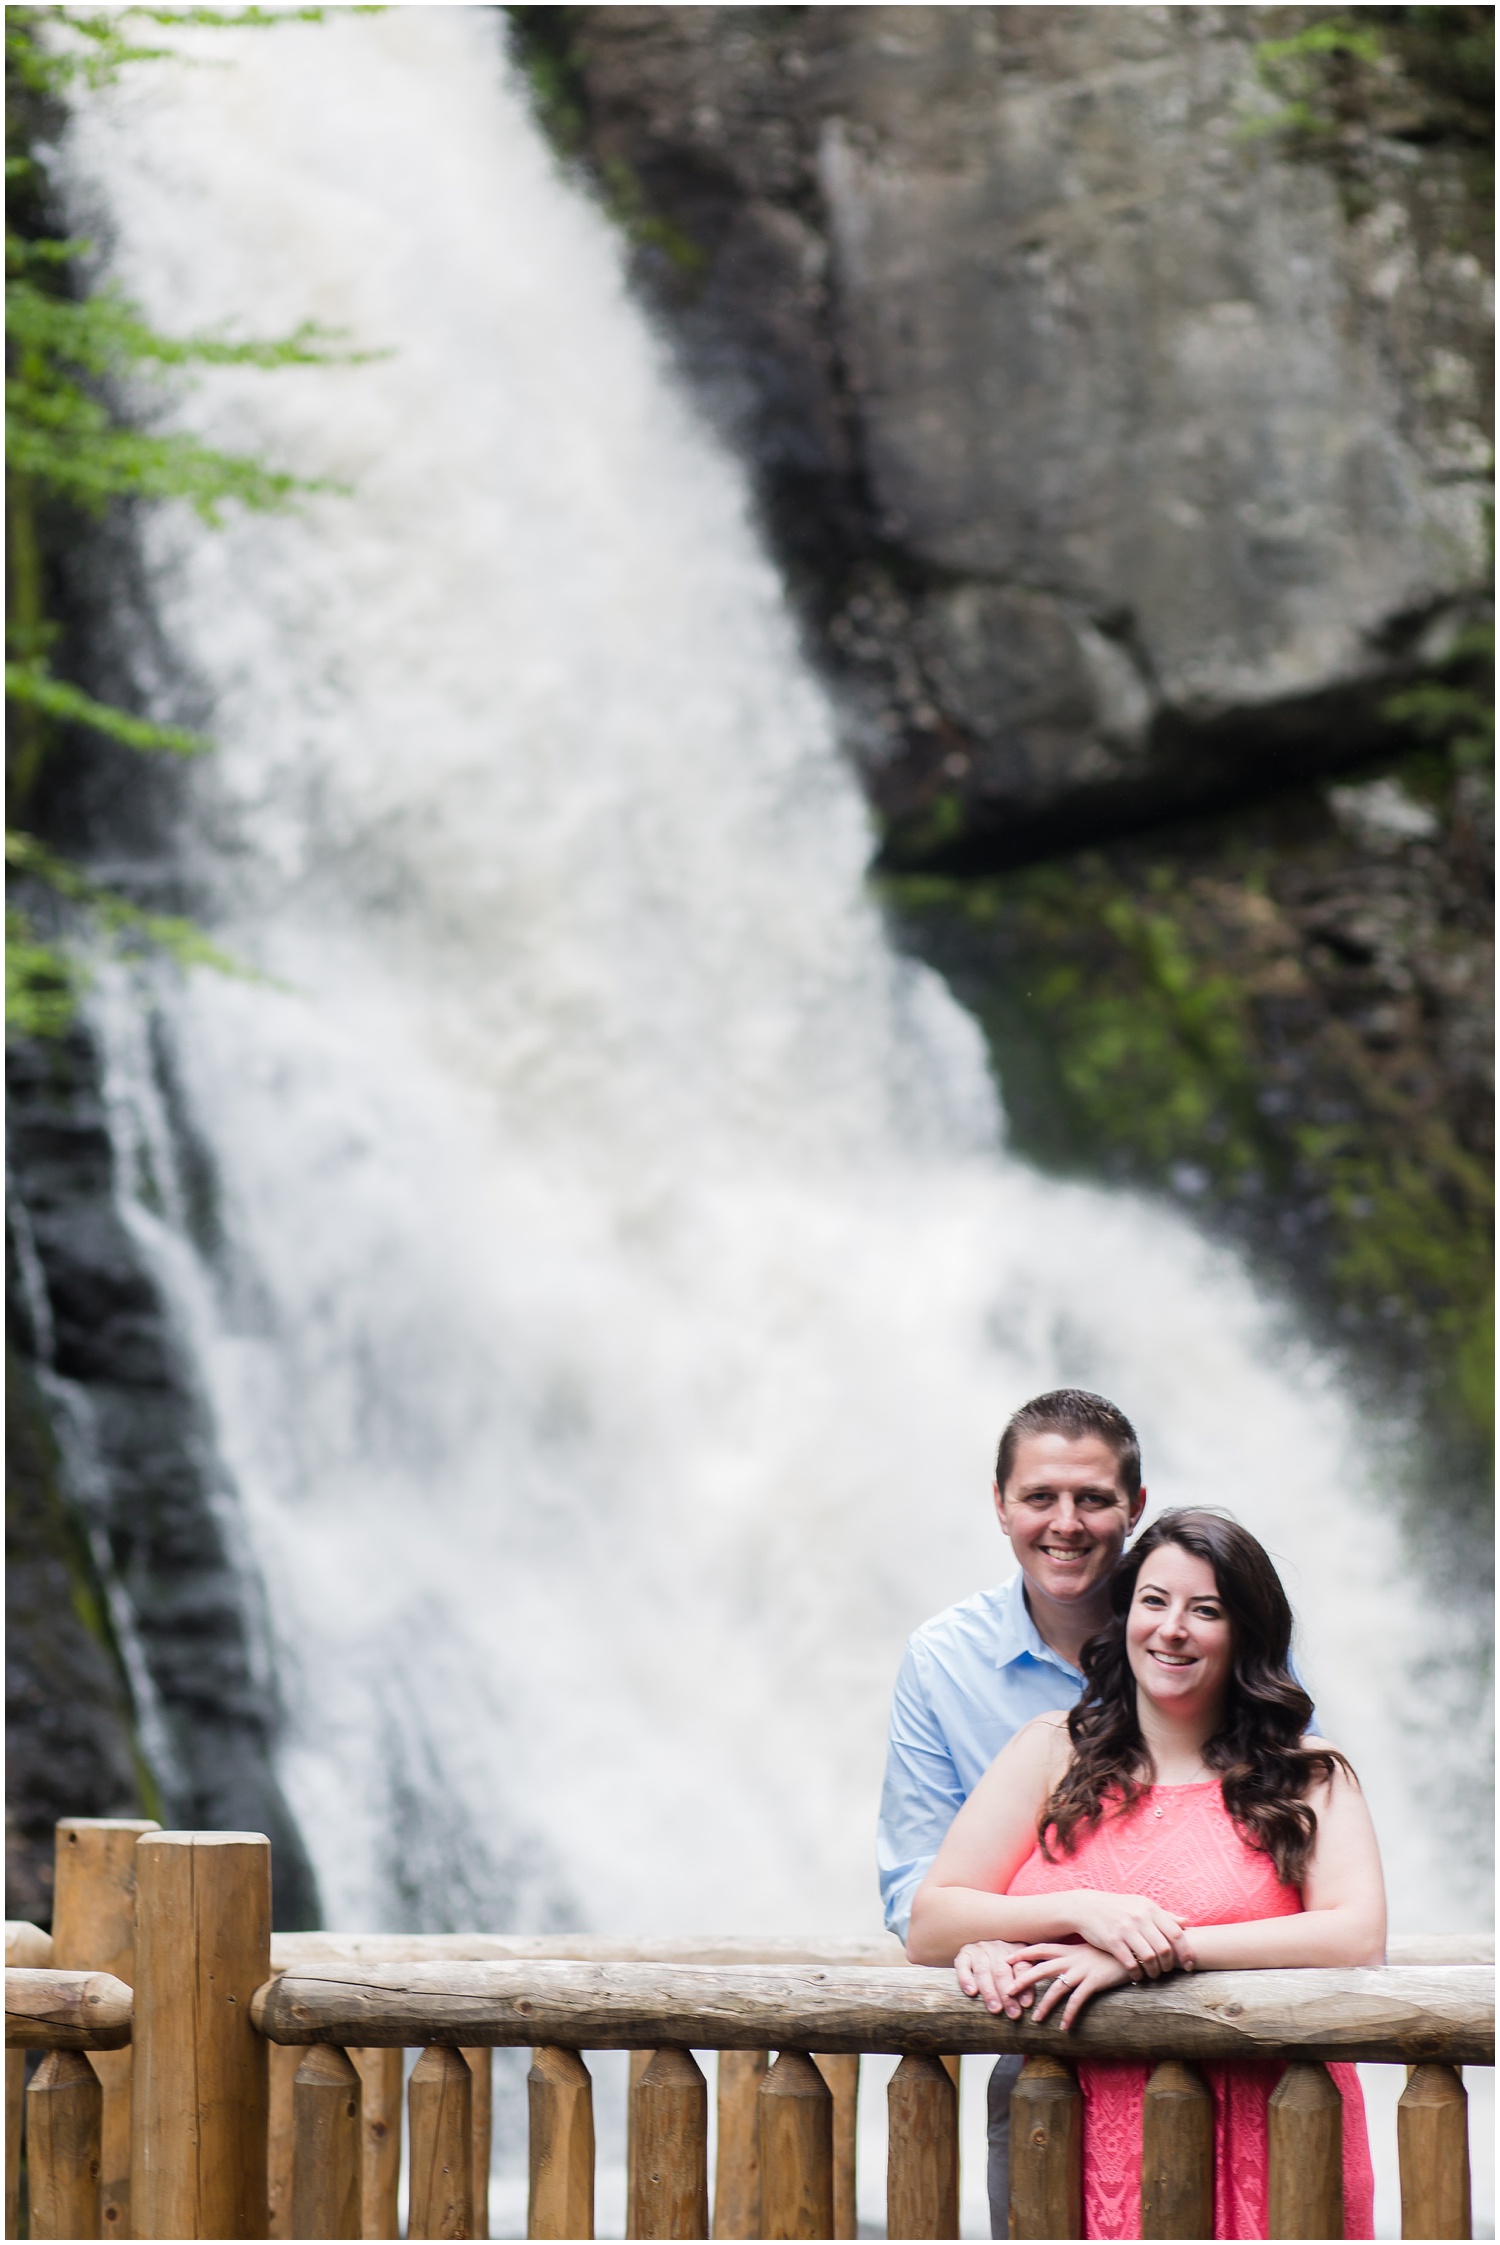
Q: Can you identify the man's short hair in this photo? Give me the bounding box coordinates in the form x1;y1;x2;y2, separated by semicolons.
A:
995;1389;1142;1502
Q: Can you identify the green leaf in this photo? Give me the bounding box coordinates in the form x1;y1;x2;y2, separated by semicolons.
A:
7;8;356;98
5;904;80;1040
6;389;343;519
5;272;362;375
7;830;250;982
5;660;209;755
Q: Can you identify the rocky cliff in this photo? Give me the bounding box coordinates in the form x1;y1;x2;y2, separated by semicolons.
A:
513;3;1493;1467
6;1023;321;1928
528;4;1491;861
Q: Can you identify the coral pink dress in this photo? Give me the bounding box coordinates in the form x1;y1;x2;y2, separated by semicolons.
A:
1007;1783;1375;2240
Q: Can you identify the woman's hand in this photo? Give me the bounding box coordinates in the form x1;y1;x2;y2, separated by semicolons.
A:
1005;1942;1131;2032
1063;1892;1194;1978
954;1940;1031;2018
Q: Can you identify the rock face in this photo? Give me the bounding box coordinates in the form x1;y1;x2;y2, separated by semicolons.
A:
546;4;1492;863
6;1359;144;1924
6;1027;320;1928
523;3;1492;1454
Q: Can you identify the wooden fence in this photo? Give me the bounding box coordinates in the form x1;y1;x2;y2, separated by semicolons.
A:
5;1821;1494;2241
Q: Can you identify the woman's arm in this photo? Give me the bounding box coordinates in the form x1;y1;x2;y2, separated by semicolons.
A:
907;1715;1194;1976
1185;1752;1387;1971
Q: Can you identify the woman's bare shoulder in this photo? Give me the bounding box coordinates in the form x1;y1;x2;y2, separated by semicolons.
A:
1303;1736;1362;1792
1011;1709;1073;1767
966;1708;1071;1818
1303;1732;1354;1761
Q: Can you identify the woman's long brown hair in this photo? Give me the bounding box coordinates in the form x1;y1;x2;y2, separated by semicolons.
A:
1040;1510;1352;1887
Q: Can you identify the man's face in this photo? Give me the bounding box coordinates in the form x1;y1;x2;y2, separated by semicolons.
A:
994;1430;1145;1606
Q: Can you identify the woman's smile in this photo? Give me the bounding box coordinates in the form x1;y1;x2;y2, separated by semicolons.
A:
1126;1545;1233;1707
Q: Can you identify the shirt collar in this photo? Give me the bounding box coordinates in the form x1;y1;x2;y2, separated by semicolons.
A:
992;1572;1083;1678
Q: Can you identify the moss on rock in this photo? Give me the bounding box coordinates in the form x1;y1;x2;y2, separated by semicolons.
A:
883;745;1494;1465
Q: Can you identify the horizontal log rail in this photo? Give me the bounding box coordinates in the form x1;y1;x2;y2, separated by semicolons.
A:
1386;1936;1496;1966
265;1926;1491;1967
4;1922;56;1969
5;1967;133;2050
9;1863;1496;2245
251;1957;1495;2065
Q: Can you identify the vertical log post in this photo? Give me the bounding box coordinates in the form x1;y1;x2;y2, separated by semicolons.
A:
27;2049;103;2242
131;1830;271;2241
886;2053;958;2241
1268;2062;1343;2241
292;2046;362;2242
945;2055;963;2232
351;2049;403;2241
267;2044;300;2241
625;2049;653;2237
1397;2064;1470;2240
408;2045;474;2241
6;2048;24;2242
1008;2055;1082;2241
527;2047;594;2241
759;2050;833;2243
712;2051;766;2240
813;2056;860;2241
52;1817;159;2240
1140;2059;1214;2240
463;2051;491;2240
629;2047;709;2241
3;1922;49;2243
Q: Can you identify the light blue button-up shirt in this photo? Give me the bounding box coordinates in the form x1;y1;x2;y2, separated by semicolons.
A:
878;1573;1081;1942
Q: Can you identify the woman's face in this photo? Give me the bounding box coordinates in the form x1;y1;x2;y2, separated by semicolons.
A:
1126;1541;1233;1719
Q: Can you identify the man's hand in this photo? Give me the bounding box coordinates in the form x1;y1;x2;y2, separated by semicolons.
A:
1005;1941;1131;2031
1062;1891;1194;1977
954;1940;1031;2018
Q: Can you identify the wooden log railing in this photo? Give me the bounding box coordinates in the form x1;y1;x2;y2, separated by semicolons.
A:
5;1832;1495;2243
254;1957;1489;2240
53;1817;160;2237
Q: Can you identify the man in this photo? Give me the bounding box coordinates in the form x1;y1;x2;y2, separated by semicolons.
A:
877;1388;1146;2239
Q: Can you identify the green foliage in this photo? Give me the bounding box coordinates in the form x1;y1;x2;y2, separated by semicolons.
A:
889;862;1269;1192
6;904;78;1039
6;831;246;976
1037;896;1262;1176
1383;622;1495;776
6;659;208;754
7;246;352;521
882;782;1495;1448
1248;4;1494;159
5;6;362;1038
1251;12;1387;139
1300;1127;1494;1445
5;7;337;100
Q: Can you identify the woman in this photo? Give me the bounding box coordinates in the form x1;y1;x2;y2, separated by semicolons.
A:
907;1510;1382;2240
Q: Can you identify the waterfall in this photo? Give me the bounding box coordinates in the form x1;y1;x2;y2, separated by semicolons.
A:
58;12;1485;2233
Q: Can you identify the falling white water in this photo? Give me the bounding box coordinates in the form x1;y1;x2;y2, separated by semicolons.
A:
60;12;1488;2235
